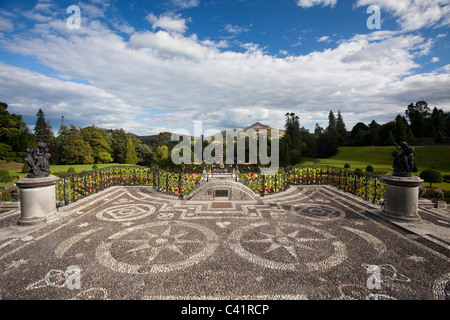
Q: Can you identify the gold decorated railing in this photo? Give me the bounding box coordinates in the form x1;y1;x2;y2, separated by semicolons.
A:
239;166;386;203
55;166;202;207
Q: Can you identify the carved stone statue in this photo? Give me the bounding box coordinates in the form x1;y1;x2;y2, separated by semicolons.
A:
391;142;415;177
24;142;51;178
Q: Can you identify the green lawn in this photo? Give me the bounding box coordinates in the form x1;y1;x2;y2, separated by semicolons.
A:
326;146;450;171
299;146;450;190
0;162;134;188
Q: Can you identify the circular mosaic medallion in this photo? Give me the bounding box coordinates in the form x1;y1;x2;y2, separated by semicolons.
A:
228;222;346;272
96;204;156;222
96;221;219;274
290;204;346;221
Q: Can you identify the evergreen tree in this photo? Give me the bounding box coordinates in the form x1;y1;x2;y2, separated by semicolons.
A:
314;123;324;136
34;109;55;145
372;133;381;146
326;110;337;135
385;130;395;146
314;133;338;158
57;125;94;164
430;107;446;137
284;113;302;165
111;129;137;164
80;126;113;163
435;131;445;145
405;101;431;138
336;110;347;145
393;114;408;142
406;128;416;145
136;144;154;166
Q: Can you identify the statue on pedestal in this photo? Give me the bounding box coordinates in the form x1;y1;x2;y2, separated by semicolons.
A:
391;142;415;177
24;142;51;178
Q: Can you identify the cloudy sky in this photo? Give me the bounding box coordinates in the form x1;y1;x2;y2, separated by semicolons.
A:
0;0;449;136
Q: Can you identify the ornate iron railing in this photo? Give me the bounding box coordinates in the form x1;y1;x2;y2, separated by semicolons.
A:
55;164;386;207
55;166;202;207
239;166;386;203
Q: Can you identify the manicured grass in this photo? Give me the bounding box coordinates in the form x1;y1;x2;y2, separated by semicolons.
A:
326;146;450;171
0;161;136;188
299;146;450;190
49;163;134;174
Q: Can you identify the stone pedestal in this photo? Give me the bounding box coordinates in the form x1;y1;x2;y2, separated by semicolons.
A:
382;175;423;223
15;175;60;226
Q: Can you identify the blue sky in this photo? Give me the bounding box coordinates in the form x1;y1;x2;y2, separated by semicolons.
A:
0;0;449;136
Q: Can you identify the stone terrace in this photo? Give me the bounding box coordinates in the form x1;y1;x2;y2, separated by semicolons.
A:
0;184;449;300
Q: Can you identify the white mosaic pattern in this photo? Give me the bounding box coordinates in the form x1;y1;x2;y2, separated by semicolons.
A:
229;222;347;272
96;221;219;274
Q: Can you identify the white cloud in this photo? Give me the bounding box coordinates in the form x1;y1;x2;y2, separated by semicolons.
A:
318;35;331;42
225;23;249;35
0;15;14;32
431;57;440;62
296;0;337;8
1;12;449;135
0;62;145;132
128;30;213;61
170;0;200;9
355;0;450;32
146;12;188;34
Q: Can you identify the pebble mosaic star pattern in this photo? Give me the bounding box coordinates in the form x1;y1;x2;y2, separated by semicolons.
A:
0;185;449;300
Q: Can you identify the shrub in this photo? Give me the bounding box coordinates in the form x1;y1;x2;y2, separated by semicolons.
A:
53;171;73;178
21;163;28;173
424;187;444;199
0;170;13;183
419;169;443;188
344;164;351;169
92;164;98;170
443;175;450;183
67;167;76;174
366;165;374;172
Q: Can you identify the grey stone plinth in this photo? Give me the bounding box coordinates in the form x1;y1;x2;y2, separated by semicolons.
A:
433;200;447;209
15;175;60;226
382;175;423;223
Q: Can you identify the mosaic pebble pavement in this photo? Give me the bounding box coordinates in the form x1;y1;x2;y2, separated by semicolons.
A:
0;184;449;301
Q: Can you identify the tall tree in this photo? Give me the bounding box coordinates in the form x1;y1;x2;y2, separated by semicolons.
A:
111;129;137;164
430;107;446;137
34;109;55;145
405;101;431;138
326;110;337;135
57;125;94;164
0;102;35;160
335;110;347;145
284;113;302;165
393;114;408;143
80;126;113;164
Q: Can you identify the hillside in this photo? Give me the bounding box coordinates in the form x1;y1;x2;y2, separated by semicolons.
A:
137;122;283;145
327;146;450;172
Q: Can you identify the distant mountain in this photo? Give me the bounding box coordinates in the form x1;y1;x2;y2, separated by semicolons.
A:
136;122;283;145
243;122;272;131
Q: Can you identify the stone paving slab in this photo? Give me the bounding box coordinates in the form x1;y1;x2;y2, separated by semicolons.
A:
0;185;449;301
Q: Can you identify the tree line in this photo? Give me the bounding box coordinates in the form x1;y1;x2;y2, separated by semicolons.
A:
0;104;155;166
280;101;450;167
1;100;448;170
